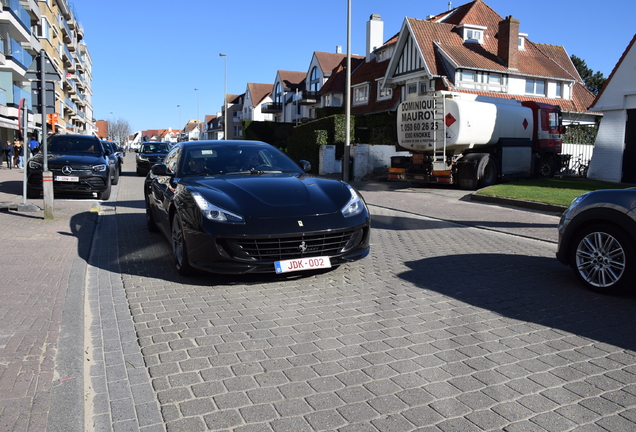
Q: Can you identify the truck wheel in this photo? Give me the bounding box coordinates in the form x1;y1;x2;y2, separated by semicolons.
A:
538;155;555;178
476;154;498;188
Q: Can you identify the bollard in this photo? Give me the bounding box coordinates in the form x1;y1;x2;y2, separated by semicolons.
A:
42;170;54;219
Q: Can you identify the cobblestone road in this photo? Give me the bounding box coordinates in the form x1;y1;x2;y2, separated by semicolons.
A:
99;158;636;432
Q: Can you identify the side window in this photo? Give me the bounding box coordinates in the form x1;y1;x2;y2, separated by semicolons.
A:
164;146;181;173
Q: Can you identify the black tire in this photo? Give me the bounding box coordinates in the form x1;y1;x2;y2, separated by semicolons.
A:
98;179;111;200
172;212;194;275
538;155;555;178
111;166;120;185
136;167;144;176
27;186;39;199
476;154;498;188
145;195;158;232
569;223;635;294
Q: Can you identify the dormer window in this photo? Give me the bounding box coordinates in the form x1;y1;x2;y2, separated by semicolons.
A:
458;24;486;44
518;33;528;51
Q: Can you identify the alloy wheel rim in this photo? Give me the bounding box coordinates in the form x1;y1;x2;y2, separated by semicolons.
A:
575;231;625;288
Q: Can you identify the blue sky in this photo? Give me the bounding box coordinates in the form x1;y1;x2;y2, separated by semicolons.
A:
71;0;635;132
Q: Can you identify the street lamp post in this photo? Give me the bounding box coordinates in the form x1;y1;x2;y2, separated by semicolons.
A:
194;89;200;140
343;0;352;181
219;53;227;140
177;104;181;128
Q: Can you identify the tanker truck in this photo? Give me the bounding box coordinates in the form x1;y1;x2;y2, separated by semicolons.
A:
389;92;566;189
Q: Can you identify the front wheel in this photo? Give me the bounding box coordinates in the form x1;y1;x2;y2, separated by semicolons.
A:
172;213;194;275
145;195;158;232
111;166;120;185
97;179;111;200
569;224;635;294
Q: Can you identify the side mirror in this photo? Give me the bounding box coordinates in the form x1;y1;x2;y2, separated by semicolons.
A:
299;160;311;172
151;163;174;176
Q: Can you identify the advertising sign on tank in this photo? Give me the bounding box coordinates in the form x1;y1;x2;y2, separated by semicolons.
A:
397;96;443;150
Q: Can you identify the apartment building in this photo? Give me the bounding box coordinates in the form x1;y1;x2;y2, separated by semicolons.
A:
0;0;93;146
38;0;93;135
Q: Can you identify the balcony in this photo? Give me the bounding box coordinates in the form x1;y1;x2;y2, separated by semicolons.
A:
4;0;31;34
59;16;72;44
261;102;282;113
7;37;32;70
299;90;318;105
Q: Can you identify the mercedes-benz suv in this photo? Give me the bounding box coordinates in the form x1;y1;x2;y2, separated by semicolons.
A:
27;134;113;200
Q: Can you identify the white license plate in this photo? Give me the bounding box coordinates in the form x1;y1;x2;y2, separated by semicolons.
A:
275;256;331;274
55;176;79;182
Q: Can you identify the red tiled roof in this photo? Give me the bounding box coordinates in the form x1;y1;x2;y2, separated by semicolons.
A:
278;71;306;90
246;83;273;107
397;0;595;114
319;57;365;95
314;52;364;75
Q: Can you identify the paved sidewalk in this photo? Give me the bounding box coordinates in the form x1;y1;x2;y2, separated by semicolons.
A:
0;162;163;432
0;165;96;431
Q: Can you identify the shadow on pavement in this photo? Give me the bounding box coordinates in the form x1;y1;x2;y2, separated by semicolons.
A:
371;213;557;232
398;253;636;352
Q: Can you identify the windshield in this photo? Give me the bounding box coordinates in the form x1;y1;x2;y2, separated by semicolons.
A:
49;136;101;155
141;143;170;154
180;143;304;177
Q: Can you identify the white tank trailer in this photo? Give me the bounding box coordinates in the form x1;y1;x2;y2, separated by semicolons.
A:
391;92;565;189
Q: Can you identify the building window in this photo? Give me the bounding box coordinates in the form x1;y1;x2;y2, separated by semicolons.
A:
234;126;242;137
274;82;281;104
36;17;51;39
525;79;545;96
460;70;475;82
555;82;563;98
324;94;332;107
407;84;417;94
488;74;501;84
377;81;392;100
353;85;369;105
419;82;427;93
465;29;482;42
309;67;320;92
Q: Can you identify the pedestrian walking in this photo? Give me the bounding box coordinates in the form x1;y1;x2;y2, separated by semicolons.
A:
3;140;13;169
28;137;39;155
13;140;23;168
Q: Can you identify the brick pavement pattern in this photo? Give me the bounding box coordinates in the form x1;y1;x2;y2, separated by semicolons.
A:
115;158;636;432
0;166;95;431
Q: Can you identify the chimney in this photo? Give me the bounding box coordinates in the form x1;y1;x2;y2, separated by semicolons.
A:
498;15;520;70
366;14;384;62
336;45;342;54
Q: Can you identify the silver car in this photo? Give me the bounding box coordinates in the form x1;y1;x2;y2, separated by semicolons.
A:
556;189;636;294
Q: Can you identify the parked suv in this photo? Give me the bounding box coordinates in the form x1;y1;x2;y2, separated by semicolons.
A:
27;134;113;200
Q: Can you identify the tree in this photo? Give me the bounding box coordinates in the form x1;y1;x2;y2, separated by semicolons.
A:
108;118;132;145
571;55;606;95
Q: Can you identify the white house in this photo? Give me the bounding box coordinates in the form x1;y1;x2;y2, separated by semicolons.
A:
587;34;636;183
242;83;273;122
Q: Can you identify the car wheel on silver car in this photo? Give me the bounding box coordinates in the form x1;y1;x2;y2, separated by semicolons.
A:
570;224;635;295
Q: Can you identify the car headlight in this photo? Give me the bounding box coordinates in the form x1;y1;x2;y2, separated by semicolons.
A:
138;155;149;161
92;164;107;172
28;160;42;170
341;185;366;218
192;192;244;224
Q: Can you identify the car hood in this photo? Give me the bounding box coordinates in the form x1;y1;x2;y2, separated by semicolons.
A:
181;174;353;218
